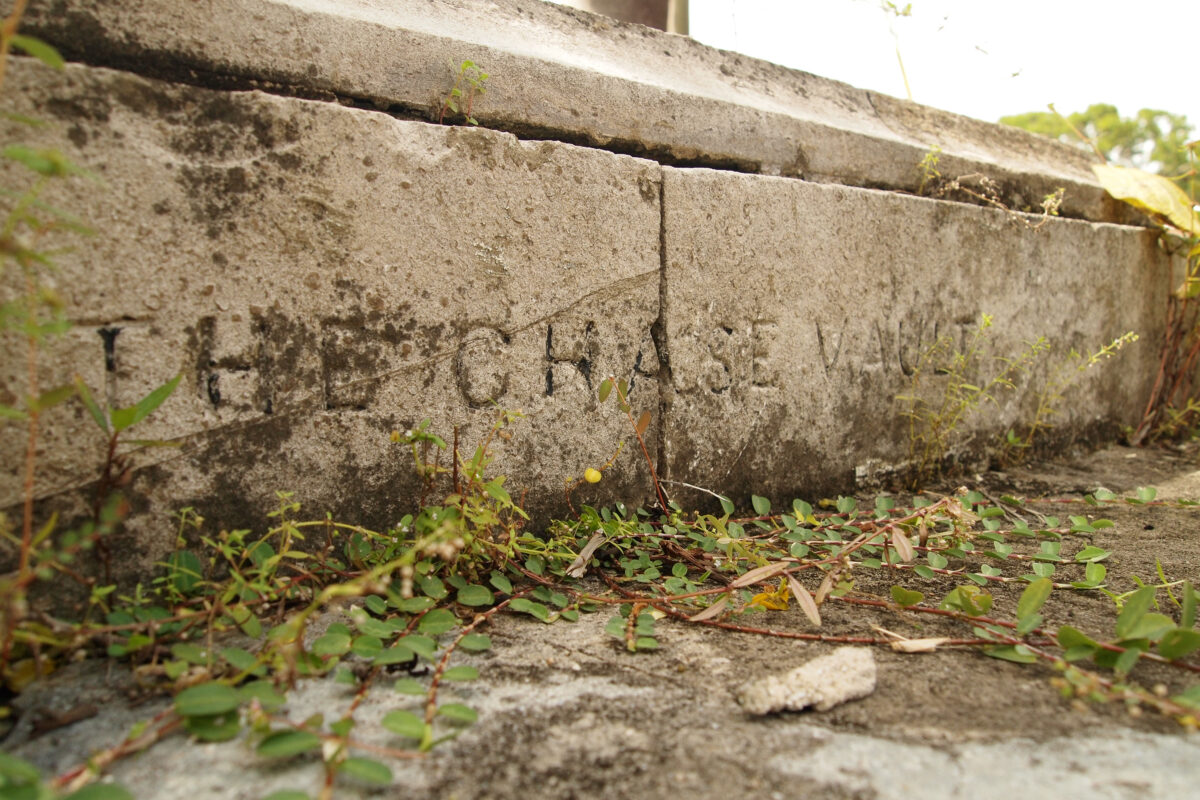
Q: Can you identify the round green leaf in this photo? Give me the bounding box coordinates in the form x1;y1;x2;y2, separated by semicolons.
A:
393;677;426;695
351;635;384;658
257;730;322;758
457;584;494;606
442;665;479;682
312;632;352;657
458;633;492;652
338;756;393;785
397;634;437;659
890;586;924;607
373;644;416;666
0;752;41;782
260;792;311;800
436;703;477;724
418;608;458;636
184;712;241;742
381;710;426;739
175;682;241;717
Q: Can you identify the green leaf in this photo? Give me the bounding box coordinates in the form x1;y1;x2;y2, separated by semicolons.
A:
939;585;992;616
397;635;437;659
835;496;856;514
338;757;393;786
457;585;494;606
1056;625;1098;648
352;615;394;639
365;595;388;615
489;571;513;595
239;680;286;711
458;633;492;651
1017;578;1053;620
0;403;28;421
311;632;352;657
393;677;425;695
230;606;262;638
890;586;924;607
257;730;322;758
1173;685;1200;709
751;495;771;515
417;608;458;636
1121;612;1176;642
418;575;449;601
171;643;208;665
0;751;42;783
9;35;64;70
260;791;311;800
373;644;415;666
598;378;612;402
1113;643;1144;676
395;596;436;613
381;710;426;739
175;682;241;716
1015;613;1043;636
718;495;735;516
509;597;551;621
110;373;181;432
351;635;384;658
913;565;935;579
166;550;203;596
442;665;479;681
64;784;135;800
184;711;241;742
984;644;1038;664
436;703;477;724
1158;628;1200;661
28;383;75;412
1116;586;1157;639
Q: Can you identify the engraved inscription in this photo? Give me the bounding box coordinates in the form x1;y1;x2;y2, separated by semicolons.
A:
545;321;597;396
816;318;846;375
455;326;511;408
750;319;778;388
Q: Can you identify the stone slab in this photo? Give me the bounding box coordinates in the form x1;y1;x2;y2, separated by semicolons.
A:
660;166;1170;506
0;61;662;582
21;0;1134;224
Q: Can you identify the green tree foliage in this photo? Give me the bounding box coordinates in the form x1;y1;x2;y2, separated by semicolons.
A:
1001;103;1194;183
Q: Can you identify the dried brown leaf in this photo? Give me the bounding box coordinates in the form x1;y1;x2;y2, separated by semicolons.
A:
889;638;949;653
565;532;605;578
635;410;651;436
688;596;728;622
729;562;788;589
891;528;915;562
787;574;821;627
814;569;835;605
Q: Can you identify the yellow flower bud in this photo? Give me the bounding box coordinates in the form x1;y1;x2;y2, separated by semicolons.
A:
584;468;602;484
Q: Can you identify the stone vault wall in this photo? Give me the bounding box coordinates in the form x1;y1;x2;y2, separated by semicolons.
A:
0;0;1173;584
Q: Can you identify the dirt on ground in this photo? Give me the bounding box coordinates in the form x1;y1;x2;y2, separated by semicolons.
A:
5;443;1200;799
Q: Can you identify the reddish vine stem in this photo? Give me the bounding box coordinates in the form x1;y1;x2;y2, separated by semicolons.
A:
423;588;532;727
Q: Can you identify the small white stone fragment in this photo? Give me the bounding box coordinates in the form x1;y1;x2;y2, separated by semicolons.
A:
737;647;876;715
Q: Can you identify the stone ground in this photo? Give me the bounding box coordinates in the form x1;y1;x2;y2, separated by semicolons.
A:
5;443;1200;799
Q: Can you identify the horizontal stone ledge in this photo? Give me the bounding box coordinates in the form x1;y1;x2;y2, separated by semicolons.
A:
23;0;1136;225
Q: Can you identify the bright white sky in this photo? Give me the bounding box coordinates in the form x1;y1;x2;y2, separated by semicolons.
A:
689;0;1200;131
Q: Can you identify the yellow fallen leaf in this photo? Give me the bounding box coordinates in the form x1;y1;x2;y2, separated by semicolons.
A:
1093;164;1198;234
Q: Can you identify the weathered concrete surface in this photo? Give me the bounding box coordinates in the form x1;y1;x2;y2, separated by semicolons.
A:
0;61;662;581
21;0;1133;224
660;167;1170;504
8;603;1200;800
